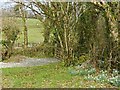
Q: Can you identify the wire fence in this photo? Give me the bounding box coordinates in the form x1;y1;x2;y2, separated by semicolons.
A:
14;42;41;48
14;43;62;59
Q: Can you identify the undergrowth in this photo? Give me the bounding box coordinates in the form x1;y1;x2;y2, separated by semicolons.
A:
13;45;54;58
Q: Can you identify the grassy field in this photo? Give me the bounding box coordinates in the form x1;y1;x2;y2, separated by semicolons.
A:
1;62;115;88
16;18;44;43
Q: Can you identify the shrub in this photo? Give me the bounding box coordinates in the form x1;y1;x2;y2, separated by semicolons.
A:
13;44;54;58
1;17;20;60
75;54;90;66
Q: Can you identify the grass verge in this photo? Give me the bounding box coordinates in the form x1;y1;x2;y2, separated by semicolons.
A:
1;62;116;88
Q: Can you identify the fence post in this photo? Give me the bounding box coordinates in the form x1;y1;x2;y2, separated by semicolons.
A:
54;44;57;58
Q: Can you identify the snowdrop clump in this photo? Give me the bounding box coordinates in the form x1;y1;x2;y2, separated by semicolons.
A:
86;69;120;87
68;66;120;87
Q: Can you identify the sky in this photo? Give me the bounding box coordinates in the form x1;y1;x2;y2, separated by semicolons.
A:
0;0;10;2
0;0;17;9
0;0;10;7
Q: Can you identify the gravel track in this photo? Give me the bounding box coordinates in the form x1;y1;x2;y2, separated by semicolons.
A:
0;58;60;68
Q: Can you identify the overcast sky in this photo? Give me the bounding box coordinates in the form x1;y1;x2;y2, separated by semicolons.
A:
0;0;17;9
0;0;10;2
0;0;10;7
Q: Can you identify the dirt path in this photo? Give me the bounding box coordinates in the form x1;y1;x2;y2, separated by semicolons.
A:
0;58;60;68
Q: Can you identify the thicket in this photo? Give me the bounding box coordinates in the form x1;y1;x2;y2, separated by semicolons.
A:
2;2;120;73
24;2;119;72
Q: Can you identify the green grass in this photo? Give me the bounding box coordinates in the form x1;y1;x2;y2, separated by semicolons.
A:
1;62;115;88
16;18;44;43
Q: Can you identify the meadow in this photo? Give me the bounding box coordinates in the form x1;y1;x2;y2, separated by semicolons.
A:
16;18;44;43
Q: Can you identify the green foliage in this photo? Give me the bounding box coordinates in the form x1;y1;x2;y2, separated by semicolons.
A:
68;65;119;87
11;2;119;71
2;17;20;60
77;54;90;65
94;71;109;83
93;70;120;87
109;76;120;87
13;44;54;58
68;65;96;76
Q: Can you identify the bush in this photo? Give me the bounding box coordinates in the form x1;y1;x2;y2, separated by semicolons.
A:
1;17;20;60
13;44;54;58
74;54;90;66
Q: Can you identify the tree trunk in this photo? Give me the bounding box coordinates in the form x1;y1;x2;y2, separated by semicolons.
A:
19;6;28;48
23;18;28;48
